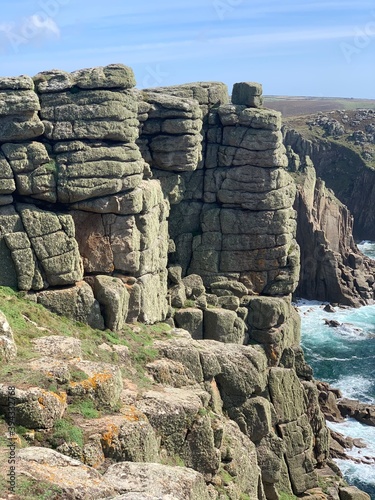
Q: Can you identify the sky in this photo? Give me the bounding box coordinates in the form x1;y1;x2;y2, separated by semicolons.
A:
0;0;374;98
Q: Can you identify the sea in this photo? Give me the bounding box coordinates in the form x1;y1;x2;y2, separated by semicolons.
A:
297;241;375;499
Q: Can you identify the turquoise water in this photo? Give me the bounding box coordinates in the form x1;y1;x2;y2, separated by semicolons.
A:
298;241;375;498
298;300;375;497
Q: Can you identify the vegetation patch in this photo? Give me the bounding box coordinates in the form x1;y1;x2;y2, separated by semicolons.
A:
0;475;63;500
67;399;100;419
50;418;84;448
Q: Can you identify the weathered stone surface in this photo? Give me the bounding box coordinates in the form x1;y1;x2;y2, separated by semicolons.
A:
146;358;197;388
55;141;144;203
218;420;265;499
0;205;83;291
204;308;246;344
156;337;268;411
2;141;56;202
229;396;276;443
137;271;169;324
18;204;83;287
39;88;139;142
0;310;17;361
232;82;263;108
337;398;375;427
93;275;130;331
0;152;15;195
174;308;203;339
36;282;104;329
339;486;371;500
68;360;123;409
0;75;34;91
136;387;208;455
139;91;203;172
100;416;160;464
291;160;374;306
17;447;115;498
256;432;284;486
180;413;220;476
72;63;136;90
170;282;187;308
182;274;205;299
210;280;248;297
32;335;82;360
279;415;318;495
269;368;307;423
34;64;136;93
0;86;44;142
0;384;66;429
103;462;210;499
302;381;330;466
217;295;240;311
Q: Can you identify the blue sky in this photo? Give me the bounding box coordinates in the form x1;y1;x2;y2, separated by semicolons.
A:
0;0;374;98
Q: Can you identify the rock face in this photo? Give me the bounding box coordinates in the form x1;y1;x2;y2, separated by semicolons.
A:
285;145;375;306
283;112;375;240
0;64;169;328
0;67;367;499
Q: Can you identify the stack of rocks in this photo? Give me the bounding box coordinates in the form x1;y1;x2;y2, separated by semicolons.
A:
0;65;170;327
142;82;300;297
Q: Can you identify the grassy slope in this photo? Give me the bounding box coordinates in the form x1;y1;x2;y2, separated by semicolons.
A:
0;286;171;499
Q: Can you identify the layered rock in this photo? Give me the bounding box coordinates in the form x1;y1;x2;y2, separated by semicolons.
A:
0;64;169;327
285;146;375;306
0;67;361;499
140;84;300;298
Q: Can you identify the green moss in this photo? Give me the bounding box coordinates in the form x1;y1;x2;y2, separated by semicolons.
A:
50;418;84;448
0;364;54;391
160;453;186;467
220;468;234;485
67;399;100;419
43;159;58;175
69;368;89;383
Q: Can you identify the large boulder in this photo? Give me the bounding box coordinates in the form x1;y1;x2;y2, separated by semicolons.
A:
0;385;66;429
16;447;115;499
36;282;104;329
93;275;130;331
103;462;211;499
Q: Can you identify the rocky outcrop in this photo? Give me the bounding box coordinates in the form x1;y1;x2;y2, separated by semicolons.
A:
0;66;369;499
284;146;375;306
0;64;170;328
283;111;375;240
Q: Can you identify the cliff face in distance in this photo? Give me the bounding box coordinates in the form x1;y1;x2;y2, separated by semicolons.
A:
283;110;375;240
0;65;372;500
285;147;375;306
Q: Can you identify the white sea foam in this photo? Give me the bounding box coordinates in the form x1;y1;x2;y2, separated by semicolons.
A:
335;375;375;403
358;240;375;260
298;298;375;494
334;459;375;489
327;419;375;493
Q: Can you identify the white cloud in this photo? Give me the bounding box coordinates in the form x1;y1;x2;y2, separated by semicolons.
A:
24;15;60;39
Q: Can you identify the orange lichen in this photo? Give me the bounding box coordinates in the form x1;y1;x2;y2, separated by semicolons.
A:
101;424;119;447
121;405;142;422
70;373;112;392
38;390;67;407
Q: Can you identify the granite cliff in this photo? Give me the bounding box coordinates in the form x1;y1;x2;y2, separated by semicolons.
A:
0;65;372;500
283;110;375;240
